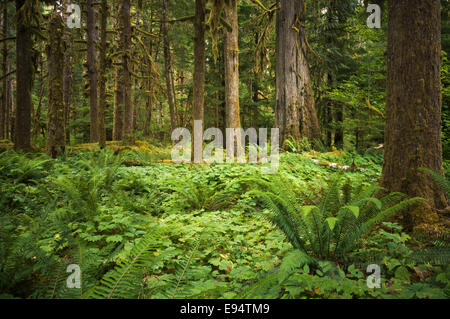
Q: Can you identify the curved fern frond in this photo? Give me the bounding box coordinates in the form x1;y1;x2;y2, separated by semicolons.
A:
91;229;162;299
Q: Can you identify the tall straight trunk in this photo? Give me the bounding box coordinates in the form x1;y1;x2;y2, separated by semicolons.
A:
46;10;66;158
192;0;206;162
63;0;72;145
162;0;176;132
14;0;33;151
275;0;320;147
381;0;448;229
112;5;123;141
5;61;14;140
6;63;11;140
120;0;133;142
143;9;154;137
132;3;140;133
33;56;44;139
98;0;108;147
1;2;7;140
87;0;99;143
224;0;241;158
113;67;124;141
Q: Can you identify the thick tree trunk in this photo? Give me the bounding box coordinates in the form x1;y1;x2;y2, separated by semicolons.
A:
162;0;176;132
87;0;99;143
192;0;206;162
113;7;124;141
98;0;108;147
1;2;7;140
46;11;66;158
275;0;320;147
63;0;72;145
224;0;242;158
120;0;133;143
381;0;448;229
113;68;124;141
14;0;33;151
7;63;12;140
143;8;154;137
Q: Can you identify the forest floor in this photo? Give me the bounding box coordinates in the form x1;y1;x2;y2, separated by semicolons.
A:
0;141;449;299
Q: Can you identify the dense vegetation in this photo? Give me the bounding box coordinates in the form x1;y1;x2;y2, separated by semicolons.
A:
0;0;449;300
0;146;448;299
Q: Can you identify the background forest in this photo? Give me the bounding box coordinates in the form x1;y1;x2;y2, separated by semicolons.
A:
0;0;449;299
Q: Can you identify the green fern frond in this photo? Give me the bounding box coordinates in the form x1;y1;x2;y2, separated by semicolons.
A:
91;229;162;299
419;167;450;196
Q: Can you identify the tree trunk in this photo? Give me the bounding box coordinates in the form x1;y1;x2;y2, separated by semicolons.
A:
224;0;242;158
46;10;66;158
121;0;133;143
113;68;124;140
98;0;108;147
113;5;124;141
381;0;448;229
275;0;320;147
143;7;154;137
63;0;72;145
192;0;206;162
14;0;33;151
87;0;99;143
162;0;176;132
0;2;8;140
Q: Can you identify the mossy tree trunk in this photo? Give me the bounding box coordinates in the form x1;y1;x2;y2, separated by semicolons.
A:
87;0;99;143
121;0;133;143
224;0;242;158
63;0;73;145
381;0;448;229
98;0;108;147
162;0;176;132
113;2;124;142
46;10;66;158
275;0;320;148
1;2;8;140
14;0;33;151
192;0;206;162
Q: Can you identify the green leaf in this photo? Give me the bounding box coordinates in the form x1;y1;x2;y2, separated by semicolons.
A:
302;206;319;217
368;198;382;210
325;217;339;231
344;206;360;218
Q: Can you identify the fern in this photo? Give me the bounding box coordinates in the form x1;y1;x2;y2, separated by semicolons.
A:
419;167;450;196
249;174;424;262
91;229;162;299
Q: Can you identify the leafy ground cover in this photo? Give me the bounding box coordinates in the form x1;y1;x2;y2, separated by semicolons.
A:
0;147;448;299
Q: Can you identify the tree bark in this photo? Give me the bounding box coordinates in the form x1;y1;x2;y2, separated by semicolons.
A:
14;0;33;151
87;0;99;143
224;0;242;158
121;0;133;143
63;0;72;145
381;0;448;229
1;2;8;140
143;8;154;137
113;3;124;141
98;0;108;147
162;0;176;132
275;0;320;147
46;10;66;158
192;0;206;162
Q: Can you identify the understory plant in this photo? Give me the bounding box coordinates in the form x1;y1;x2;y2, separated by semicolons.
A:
249;175;424;263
